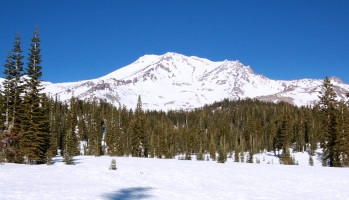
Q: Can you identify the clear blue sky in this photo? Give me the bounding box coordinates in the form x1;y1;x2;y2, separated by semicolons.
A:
1;0;349;83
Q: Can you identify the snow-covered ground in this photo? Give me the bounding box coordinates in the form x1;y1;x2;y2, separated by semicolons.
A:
1;151;349;200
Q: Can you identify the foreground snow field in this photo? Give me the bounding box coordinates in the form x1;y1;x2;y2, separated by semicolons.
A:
1;152;349;200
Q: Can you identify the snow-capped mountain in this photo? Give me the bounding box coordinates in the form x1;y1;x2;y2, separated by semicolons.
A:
42;52;349;110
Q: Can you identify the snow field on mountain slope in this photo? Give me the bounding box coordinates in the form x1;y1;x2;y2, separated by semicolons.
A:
1;151;349;200
102;55;161;80
39;53;349;110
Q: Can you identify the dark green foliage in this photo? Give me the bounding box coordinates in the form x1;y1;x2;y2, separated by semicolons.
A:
18;26;50;164
234;151;239;162
1;33;24;163
317;77;345;167
208;135;216;161
196;152;204;161
217;147;227;163
279;148;297;165
336;101;349;167
62;97;79;163
105;105;121;156
1;41;348;171
131;95;147;157
45;147;54;165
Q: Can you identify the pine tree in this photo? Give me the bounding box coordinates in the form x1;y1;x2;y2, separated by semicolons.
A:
47;95;63;159
155;121;166;158
279;148;296;165
196;143;204;161
1;33;24;163
105;104;118;156
40;95;53;164
336;101;349;166
217;146;227;163
20;26;49;164
234;151;239;162
0;92;5;162
63;97;79;164
131;95;147;157
317;76;340;167
208;134;216;161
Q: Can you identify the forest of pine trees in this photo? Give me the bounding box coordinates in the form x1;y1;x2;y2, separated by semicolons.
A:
1;28;349;167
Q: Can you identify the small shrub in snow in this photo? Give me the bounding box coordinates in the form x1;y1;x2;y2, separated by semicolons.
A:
63;152;74;165
109;159;117;170
247;151;254;163
279;149;298;165
309;156;314;166
217;149;227;163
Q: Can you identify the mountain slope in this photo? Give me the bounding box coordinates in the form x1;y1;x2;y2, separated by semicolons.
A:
42;52;349;110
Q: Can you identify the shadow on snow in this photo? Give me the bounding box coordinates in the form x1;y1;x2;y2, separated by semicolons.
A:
102;187;153;200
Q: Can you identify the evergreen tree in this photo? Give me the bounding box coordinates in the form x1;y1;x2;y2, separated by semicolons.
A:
234;151;239;162
217;146;227;163
131;95;147;157
20;26;49;164
184;151;191;160
63;97;79;164
336;101;349;166
317;77;340;167
88;100;103;156
274;106;293;155
208;134;216;161
196;143;204;161
40;95;53;164
279;148;296;165
155;121;166;158
1;33;24;163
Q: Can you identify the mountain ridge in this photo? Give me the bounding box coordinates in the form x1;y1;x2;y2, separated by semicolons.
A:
41;52;349;110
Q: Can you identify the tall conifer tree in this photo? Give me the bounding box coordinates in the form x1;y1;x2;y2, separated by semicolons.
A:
336;101;349;166
317;76;340;167
63;97;79;164
20;26;49;164
132;95;147;157
1;33;24;163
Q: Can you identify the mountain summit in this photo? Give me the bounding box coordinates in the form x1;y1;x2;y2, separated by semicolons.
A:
43;52;349;110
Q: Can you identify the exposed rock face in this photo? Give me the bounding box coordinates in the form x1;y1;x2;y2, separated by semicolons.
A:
40;52;349;110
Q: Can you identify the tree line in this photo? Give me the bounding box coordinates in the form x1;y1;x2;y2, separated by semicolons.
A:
0;28;348;167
